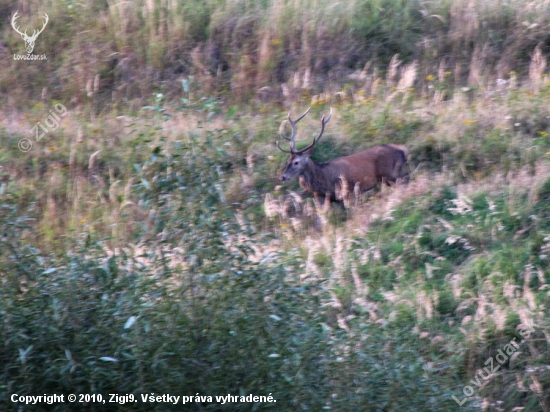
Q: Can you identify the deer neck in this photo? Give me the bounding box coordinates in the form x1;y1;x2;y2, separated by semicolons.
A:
299;158;334;195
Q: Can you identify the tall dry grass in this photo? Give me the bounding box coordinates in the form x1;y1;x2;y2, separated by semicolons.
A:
1;0;550;109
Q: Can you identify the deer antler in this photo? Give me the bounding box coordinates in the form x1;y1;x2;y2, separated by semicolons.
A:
11;11;26;37
30;13;48;40
297;107;332;154
11;11;48;40
277;107;311;153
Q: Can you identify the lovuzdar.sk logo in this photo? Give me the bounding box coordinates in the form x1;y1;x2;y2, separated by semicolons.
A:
11;10;48;60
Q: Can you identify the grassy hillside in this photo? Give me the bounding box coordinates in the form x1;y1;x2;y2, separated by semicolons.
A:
1;0;550;411
1;0;550;109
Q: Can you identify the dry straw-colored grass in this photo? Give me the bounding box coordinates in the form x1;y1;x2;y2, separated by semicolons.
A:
3;0;550;108
529;43;547;93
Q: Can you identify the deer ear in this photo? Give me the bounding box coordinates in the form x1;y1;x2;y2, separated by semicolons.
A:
301;147;314;157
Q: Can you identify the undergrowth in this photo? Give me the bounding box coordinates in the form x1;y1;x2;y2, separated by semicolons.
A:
2;2;550;410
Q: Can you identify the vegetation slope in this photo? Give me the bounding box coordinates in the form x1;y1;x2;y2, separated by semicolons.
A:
1;0;550;411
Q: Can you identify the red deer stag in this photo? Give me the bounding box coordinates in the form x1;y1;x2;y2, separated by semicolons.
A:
277;107;409;205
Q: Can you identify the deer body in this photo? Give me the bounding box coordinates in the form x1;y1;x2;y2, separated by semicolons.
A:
277;108;409;205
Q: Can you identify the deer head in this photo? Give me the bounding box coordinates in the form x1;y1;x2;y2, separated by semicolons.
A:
277;107;332;181
12;11;49;54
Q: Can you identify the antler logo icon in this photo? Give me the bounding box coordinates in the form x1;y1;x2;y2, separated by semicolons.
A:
11;11;49;54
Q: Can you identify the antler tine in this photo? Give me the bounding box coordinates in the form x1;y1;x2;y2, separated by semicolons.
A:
280;112;294;142
291;107;311;124
297;107;332;154
276;140;293;153
280;107;311;152
11;11;26;36
29;13;48;39
37;13;48;35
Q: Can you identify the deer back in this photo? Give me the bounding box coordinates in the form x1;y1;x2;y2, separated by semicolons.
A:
330;144;407;191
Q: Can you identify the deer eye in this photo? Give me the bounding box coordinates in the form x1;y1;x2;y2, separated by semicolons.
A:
294;161;299;165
